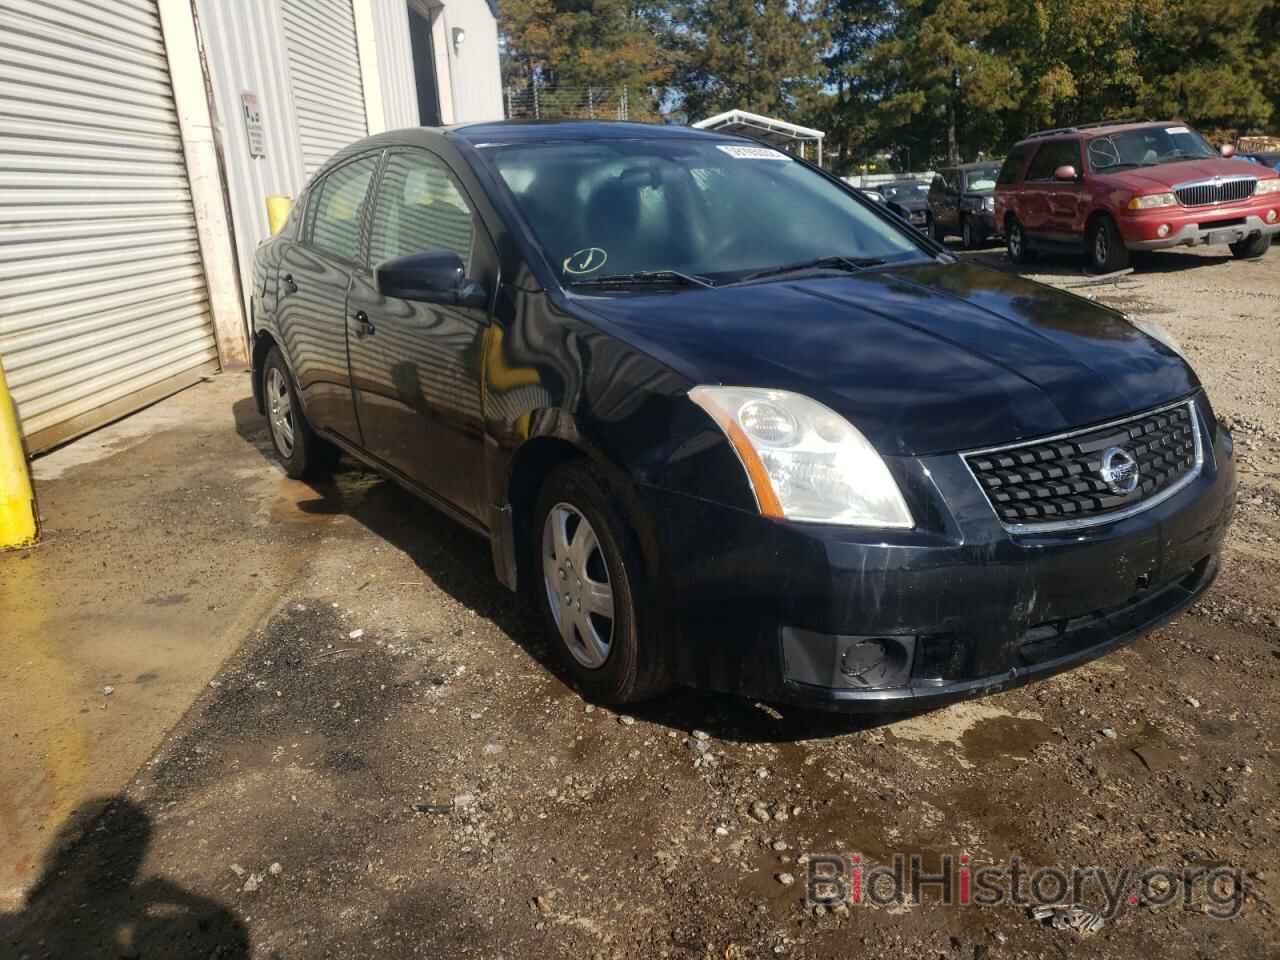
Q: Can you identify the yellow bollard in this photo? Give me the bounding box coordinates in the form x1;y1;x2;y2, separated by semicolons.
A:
266;195;293;236
0;357;38;549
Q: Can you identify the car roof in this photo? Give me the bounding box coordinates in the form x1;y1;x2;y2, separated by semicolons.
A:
1022;120;1183;144
447;120;744;145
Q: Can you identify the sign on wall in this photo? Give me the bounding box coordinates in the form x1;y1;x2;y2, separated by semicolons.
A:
241;92;266;158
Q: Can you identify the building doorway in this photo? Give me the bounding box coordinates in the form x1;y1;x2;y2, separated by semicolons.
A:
408;4;442;126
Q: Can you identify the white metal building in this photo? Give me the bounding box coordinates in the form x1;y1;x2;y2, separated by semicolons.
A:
0;0;502;453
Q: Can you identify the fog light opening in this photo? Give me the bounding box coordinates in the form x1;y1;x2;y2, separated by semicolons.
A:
840;637;913;689
1157;224;1171;238
1267;209;1277;223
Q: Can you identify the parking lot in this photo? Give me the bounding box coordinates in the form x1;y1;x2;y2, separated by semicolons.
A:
2;244;1278;959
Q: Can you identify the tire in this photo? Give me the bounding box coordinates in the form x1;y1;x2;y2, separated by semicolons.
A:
1006;217;1032;264
930;215;947;244
962;216;981;250
1088;216;1130;273
533;462;667;704
1230;232;1271;259
261;346;337;480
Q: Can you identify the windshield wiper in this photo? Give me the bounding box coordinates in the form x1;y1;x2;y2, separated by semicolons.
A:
567;270;715;289
735;255;887;284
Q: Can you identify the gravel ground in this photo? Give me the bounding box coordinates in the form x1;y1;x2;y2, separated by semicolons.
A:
3;244;1278;959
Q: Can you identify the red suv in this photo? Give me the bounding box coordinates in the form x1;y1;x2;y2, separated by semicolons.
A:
994;120;1280;272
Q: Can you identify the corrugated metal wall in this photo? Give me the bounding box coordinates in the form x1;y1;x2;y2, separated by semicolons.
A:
371;0;419;130
281;0;369;176
0;0;218;451
195;0;308;317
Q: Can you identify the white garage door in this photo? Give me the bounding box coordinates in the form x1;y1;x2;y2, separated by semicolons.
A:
282;0;369;176
0;0;219;453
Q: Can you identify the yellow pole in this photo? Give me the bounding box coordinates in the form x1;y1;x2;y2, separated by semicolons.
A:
0;357;38;549
266;195;293;236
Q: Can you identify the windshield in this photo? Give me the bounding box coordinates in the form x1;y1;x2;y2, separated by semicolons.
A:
1087;125;1217;173
483;139;925;286
879;182;929;201
963;167;1000;192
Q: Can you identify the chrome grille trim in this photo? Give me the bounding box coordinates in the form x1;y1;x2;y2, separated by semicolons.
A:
961;398;1205;535
1174;176;1257;207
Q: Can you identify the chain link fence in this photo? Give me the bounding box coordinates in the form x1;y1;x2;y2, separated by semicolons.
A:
504;85;631;121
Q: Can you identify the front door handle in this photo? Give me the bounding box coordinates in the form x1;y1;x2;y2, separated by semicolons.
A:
352;310;375;338
282;273;298;295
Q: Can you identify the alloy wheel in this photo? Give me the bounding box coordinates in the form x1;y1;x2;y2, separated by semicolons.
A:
266;366;295;458
542;502;615;668
1009;223;1023;259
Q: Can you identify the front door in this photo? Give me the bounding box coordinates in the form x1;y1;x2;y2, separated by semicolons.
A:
278;153;380;443
347;148;493;520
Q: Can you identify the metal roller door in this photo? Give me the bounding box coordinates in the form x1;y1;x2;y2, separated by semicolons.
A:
0;0;219;453
282;0;369;176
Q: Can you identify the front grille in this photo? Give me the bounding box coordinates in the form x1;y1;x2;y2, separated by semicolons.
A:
965;401;1200;526
1175;177;1256;206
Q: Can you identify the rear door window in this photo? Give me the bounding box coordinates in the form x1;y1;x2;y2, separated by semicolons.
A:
307;155;379;261
997;145;1029;184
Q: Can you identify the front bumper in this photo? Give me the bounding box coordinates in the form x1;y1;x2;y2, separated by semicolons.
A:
1124;213;1280;251
642;400;1235;712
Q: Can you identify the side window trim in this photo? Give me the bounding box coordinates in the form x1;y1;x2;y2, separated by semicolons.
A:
300;150;384;265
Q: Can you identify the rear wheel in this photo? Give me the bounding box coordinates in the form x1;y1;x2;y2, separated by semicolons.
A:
1006;217;1032;264
534;463;667;704
1230;232;1272;259
262;347;337;479
1088;215;1130;273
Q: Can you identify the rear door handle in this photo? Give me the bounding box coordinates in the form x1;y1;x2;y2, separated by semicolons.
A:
352;310;374;338
282;273;298;295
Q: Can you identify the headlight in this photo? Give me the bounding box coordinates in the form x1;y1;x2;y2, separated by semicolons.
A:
1126;314;1185;358
687;386;913;528
1127;192;1177;209
1256;178;1280;195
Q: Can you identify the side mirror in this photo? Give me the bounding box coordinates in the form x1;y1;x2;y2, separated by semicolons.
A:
1220;143;1236;158
376;250;488;308
1054;164;1078;182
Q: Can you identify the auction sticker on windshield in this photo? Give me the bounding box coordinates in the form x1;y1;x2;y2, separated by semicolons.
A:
716;145;789;160
564;247;608;275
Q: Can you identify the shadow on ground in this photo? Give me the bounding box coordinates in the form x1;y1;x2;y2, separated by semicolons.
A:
0;797;248;958
230;396;912;746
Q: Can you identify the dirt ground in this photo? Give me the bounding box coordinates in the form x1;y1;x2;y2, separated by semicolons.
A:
2;243;1278;959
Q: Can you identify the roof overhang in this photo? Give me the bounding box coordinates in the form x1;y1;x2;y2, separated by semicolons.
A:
691;109;824;154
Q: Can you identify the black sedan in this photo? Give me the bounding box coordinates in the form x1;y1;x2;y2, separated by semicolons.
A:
252;121;1235;712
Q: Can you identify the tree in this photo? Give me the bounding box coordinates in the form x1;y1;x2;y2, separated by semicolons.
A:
671;0;830;121
499;0;676;118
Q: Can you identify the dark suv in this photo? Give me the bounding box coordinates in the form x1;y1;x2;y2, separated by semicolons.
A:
928;162;1002;248
995;120;1280;272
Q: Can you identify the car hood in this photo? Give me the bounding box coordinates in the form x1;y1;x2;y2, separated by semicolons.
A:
887;195;929;212
573;261;1199;456
1103;156;1278;190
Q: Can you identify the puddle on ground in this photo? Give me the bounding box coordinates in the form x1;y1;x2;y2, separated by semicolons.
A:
960;715;1055;763
271;467;388;523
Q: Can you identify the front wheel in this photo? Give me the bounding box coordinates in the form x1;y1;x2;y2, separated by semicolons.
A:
533;463;667;704
1088;216;1131;273
962;216;982;250
1230;232;1272;259
930;215;947;244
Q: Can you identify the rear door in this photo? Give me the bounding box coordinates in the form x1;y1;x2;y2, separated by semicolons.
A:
346;148;495;520
277;152;380;443
1020;141;1073;237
